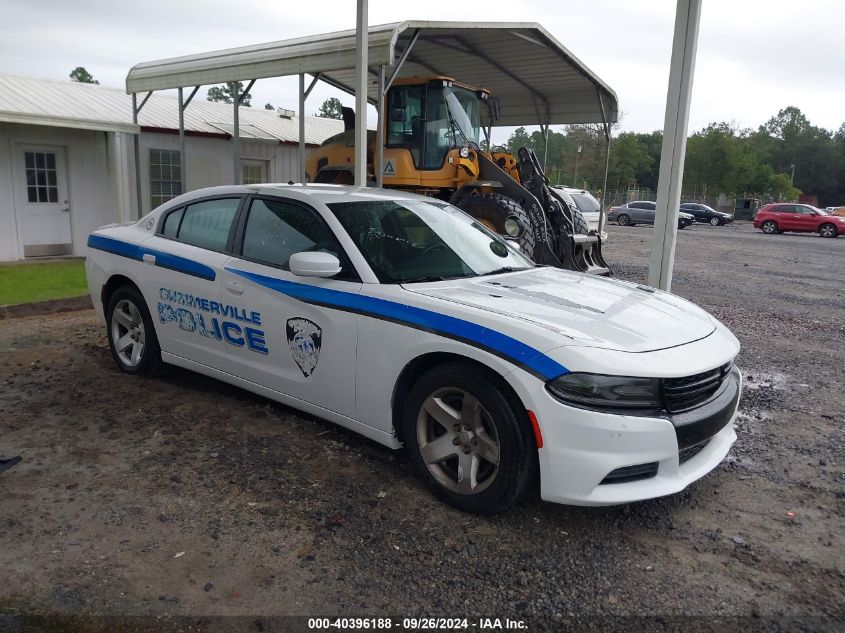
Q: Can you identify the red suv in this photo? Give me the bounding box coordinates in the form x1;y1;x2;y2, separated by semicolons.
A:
753;204;845;238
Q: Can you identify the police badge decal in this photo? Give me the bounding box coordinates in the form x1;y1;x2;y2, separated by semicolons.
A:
286;318;322;377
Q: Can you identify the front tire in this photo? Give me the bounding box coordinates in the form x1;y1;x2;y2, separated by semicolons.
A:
402;363;537;515
710;217;721;226
106;285;163;375
762;220;778;234
456;193;537;259
819;223;838;238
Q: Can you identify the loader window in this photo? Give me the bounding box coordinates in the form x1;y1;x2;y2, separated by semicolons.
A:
423;85;482;170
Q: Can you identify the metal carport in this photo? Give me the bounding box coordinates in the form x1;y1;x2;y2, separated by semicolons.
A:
125;20;617;209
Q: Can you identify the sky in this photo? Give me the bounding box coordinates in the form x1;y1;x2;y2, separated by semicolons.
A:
1;0;843;143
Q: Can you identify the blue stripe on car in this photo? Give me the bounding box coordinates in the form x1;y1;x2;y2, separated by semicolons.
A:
225;267;569;381
87;234;216;281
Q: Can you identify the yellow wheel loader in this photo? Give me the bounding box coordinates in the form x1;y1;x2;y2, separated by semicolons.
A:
306;76;609;275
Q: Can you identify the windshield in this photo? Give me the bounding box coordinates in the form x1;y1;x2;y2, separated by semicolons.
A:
328;199;533;283
423;84;482;169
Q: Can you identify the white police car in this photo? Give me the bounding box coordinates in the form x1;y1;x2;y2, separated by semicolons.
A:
86;184;741;514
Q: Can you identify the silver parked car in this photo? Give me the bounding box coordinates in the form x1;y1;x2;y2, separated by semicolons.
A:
607;201;694;229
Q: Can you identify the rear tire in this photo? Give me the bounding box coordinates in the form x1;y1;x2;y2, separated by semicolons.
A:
762;220;778;234
819;223;838;238
617;214;631;226
456;193;537;259
402;363;537;515
106;285;163;375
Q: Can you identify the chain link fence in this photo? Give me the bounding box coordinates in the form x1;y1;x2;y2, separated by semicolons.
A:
600;187;779;217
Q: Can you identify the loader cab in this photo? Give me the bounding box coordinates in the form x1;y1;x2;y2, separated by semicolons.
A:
386;77;487;170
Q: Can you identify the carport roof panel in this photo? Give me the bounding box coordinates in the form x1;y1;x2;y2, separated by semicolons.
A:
126;21;618;126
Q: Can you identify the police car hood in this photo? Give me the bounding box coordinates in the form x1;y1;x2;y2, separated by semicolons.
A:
403;267;716;353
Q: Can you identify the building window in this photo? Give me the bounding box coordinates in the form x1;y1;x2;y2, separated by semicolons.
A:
241;160;267;185
150;149;182;208
24;151;59;203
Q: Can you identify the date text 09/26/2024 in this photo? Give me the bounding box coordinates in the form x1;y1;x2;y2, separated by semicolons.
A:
307;618;527;630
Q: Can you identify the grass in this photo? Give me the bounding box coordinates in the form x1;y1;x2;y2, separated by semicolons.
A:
0;260;88;306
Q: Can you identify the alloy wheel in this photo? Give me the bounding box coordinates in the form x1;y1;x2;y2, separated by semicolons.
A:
111;299;145;367
416;387;500;495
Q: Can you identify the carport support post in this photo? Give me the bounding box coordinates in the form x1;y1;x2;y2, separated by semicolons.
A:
233;82;241;185
648;0;702;291
132;93;142;219
299;73;306;183
178;87;186;193
375;65;385;188
354;0;368;187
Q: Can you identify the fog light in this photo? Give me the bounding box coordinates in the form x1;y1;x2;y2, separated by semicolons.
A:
504;216;522;237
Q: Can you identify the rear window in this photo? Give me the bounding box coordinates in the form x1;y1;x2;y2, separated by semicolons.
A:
570;192;600;214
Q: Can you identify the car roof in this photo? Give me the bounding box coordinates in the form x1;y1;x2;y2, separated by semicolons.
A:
155;183;432;210
554;186;592;195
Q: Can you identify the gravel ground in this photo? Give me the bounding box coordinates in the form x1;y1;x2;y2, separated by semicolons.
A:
0;221;843;630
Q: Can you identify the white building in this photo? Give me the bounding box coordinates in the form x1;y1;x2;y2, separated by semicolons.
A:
0;74;342;261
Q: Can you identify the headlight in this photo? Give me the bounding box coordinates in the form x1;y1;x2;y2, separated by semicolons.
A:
504;215;523;237
459;147;470;158
546;373;662;413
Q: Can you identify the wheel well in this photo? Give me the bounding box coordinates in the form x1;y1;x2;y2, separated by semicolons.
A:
101;275;139;310
391;352;528;446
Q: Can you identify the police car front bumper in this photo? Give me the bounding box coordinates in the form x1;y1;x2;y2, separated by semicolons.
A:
532;368;741;507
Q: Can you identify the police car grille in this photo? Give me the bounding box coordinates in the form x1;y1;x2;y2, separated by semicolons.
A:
662;362;732;413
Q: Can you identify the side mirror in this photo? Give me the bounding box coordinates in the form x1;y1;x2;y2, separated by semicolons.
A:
289;251;342;278
809;211;818;216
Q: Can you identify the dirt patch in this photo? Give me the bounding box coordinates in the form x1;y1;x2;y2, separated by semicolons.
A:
0;222;843;626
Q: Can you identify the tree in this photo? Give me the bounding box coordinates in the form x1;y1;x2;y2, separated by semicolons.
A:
69;67;98;85
609;133;653;189
264;103;275;111
206;82;252;107
316;97;344;120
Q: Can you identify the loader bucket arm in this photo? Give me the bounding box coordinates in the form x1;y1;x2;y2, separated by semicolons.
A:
516;148;611;276
474;153;563;267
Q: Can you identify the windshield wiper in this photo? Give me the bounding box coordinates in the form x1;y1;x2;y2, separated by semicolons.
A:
482;266;524;276
401;273;475;283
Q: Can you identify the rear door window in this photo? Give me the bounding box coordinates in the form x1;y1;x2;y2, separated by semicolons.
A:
177;198;241;251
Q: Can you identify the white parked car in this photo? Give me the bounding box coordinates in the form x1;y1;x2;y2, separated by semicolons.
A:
86;185;742;514
550;186;603;235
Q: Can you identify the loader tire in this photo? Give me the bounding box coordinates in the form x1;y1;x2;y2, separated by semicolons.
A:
571;206;590;235
457;193;537;260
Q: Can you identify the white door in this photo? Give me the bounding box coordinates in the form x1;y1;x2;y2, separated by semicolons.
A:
15;145;72;257
219;195;361;418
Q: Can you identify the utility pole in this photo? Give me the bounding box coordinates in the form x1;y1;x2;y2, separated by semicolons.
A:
573;145;582;186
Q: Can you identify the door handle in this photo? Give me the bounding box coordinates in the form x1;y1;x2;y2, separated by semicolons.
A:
142;253;156;265
225;281;244;295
